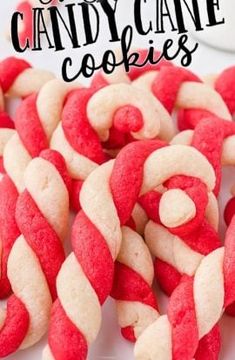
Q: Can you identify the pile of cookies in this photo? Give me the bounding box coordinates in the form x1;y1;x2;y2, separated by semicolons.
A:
0;52;235;360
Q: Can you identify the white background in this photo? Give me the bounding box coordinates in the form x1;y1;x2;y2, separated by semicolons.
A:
1;1;235;359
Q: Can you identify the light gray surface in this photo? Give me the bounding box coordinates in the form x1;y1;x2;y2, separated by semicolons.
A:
1;1;235;359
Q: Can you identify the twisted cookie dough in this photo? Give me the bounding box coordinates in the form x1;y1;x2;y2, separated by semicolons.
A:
0;78;72;298
0;150;70;357
43;140;215;360
135;216;235;360
111;226;159;341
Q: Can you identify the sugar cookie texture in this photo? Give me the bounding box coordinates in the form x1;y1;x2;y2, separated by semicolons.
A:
50;83;175;210
43;141;216;359
0;54;234;360
111;226;159;341
140;117;225;297
135;217;235;360
0;76;72;299
0;150;70;357
0;56;54;171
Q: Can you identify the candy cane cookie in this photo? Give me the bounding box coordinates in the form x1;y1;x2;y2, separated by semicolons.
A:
135;66;232;207
87;83;175;143
0;56;53;173
0;78;73;298
172;115;235;305
50;83;174;211
139;118;223;297
171;114;235;225
0;56;54;169
134;216;235;360
140;189;220;294
140;220;221;358
90;50;174;147
178;66;235;131
0;57;54;99
111;226;159;342
172;111;235;317
208;66;235;227
42;140;216;359
132;66;232;131
0;149;70;358
113;222;219;353
141;117;222;264
138;120;223;355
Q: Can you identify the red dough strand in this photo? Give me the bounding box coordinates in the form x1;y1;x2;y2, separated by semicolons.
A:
195;325;221;360
0;149;70;357
16;191;65;300
0;57;31;93
168;276;199;360
111;262;158;341
0;296;29;358
0;177;20;298
72;211;114;305
62;89;106;165
111;141;167;224
152;66;201;114
48;300;88;360
15;94;49;157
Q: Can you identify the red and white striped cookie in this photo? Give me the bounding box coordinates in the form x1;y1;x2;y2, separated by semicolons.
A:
0;78;73;298
87;83;175;142
132;66;232;131
0;57;54;99
0;149;70;357
50;84;174;210
135;216;235;360
171;66;235;131
171;114;235;257
142;192;220;295
146;117;235;319
111;226;159;342
139;117;225;298
0;56;54;161
110;114;223;356
42;139;215;360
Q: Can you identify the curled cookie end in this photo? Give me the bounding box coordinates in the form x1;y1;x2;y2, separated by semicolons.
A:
113;105;144;133
159;189;196;228
142;145;216;195
87;83;161;142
